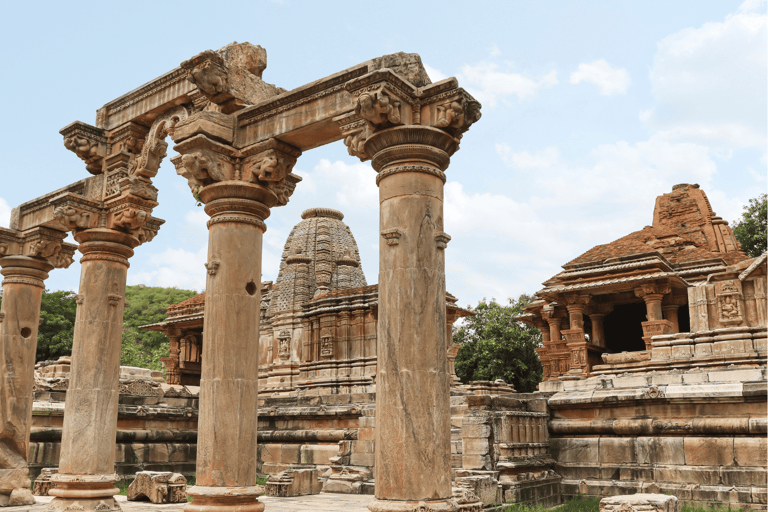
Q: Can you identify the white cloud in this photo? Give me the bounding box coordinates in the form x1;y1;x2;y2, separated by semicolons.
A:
313;159;378;209
458;62;558;107
0;197;10;228
128;246;208;291
645;4;767;151
424;64;448;83
496;144;560;169
569;59;631;95
487;43;502;57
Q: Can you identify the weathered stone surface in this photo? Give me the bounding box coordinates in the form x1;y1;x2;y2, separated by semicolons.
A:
265;469;321;497
600;493;680;512
127;471;186;503
32;468;57;496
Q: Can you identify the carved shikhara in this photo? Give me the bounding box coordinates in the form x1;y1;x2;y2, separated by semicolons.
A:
381;228;402;246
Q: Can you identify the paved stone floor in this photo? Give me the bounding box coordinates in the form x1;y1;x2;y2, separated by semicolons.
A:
8;494;374;512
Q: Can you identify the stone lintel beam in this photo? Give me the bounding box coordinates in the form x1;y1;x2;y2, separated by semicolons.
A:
10;179;102;232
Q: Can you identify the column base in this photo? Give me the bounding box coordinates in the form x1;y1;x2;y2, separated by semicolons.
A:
47;474;121;512
367;498;459;512
185;486;264;512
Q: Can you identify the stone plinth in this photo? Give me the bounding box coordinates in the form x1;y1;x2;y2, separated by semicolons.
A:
600;494;680;512
127;471;186;503
265;469;321;497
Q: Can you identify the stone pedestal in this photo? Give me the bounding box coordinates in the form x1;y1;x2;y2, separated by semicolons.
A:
366;126;458;512
0;255;52;507
50;229;137;512
185;182;269;512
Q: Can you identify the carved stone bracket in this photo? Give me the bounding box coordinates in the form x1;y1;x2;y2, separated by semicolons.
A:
60;121;109;175
0;226;74;269
175;134;236;187
241;138;302;207
381;228;402;246
180;42;283;114
634;281;672;298
205;260;220;275
129;106;190;180
435;231;451;250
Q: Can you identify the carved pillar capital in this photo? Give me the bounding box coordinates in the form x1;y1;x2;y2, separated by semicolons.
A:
0;226;75;271
60;121;108;175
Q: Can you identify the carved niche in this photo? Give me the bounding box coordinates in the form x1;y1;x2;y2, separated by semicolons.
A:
277;330;291;360
320;329;333;358
717;282;743;326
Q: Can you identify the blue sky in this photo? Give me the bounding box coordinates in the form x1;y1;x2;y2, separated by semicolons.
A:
0;0;765;308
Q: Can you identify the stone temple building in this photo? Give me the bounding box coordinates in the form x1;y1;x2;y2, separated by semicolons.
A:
142;207;472;394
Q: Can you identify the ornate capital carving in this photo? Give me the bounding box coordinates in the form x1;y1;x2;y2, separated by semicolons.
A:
60;121;108;175
634;281;672;299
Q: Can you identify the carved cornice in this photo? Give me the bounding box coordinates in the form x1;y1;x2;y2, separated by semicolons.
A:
102;68;188;117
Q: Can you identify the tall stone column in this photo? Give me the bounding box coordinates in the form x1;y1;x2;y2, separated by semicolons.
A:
185;182;269;512
51;228;137;512
367;126;457;512
0;228;74;507
174;129;301;512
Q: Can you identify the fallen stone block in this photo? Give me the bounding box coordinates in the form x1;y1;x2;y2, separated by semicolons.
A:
265;469;321;497
127;471;187;503
600;493;680;512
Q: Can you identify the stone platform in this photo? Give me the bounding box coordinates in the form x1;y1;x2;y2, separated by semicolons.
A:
6;494;373;512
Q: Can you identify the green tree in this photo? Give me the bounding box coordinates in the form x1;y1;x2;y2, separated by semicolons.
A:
454;295;543;393
732;193;767;258
120;285;198;370
0;290;78;362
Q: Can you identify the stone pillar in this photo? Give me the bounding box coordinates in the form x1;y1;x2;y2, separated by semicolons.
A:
174;130;301;512
662;305;680;333
185;181;270;512
0;254;55;507
51;228;138;512
588;314;606;347
635;282;674;350
367;126;457;512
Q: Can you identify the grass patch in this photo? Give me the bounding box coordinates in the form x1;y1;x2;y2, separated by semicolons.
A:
495;496;600;512
115;478;134;497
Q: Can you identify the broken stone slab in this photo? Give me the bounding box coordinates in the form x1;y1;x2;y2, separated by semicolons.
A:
33;468;58;496
126;471;187;503
600;493;680;512
454;475;501;506
0;488;35;507
323;466;372;494
265;468;322;497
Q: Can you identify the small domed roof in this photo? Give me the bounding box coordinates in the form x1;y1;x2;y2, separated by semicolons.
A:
267;208;367;316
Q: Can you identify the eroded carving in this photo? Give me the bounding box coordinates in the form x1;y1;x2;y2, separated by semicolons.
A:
28;239;61;259
356;88;402;127
180;149;229;185
130;106;189;179
381;228;402;246
54;206;92;231
110;207;148;234
205;260;220;275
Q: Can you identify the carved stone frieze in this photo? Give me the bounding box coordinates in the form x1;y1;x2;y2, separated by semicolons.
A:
119;174;159;202
716;282;743;326
60;122;109;175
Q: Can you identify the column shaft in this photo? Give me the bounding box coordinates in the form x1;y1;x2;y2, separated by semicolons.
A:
0;256;52;506
52;229;136;512
368;126;456;511
186;182;269;512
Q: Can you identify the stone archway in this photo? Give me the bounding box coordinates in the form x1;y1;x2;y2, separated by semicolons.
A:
0;42;481;512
